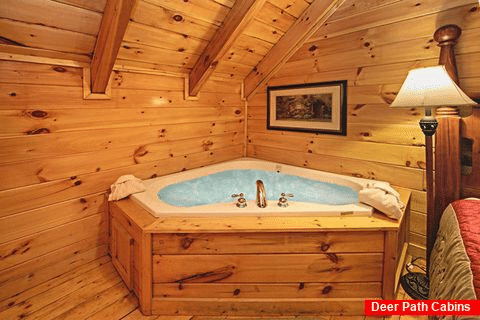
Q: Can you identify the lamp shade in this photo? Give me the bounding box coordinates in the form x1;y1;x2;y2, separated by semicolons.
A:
390;65;476;108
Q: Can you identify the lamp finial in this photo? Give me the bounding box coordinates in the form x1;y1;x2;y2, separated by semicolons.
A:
433;24;461;46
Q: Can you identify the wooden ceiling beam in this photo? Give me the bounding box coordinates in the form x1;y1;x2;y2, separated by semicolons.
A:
188;0;267;97
90;0;136;94
243;0;346;100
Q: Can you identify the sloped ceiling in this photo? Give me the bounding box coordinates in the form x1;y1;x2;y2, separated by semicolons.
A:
0;0;478;96
120;0;315;81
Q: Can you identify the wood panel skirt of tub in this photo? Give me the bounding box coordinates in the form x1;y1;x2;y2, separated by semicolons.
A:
109;187;411;316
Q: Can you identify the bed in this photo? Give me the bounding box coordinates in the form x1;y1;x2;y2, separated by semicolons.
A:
430;199;480;300
427;104;480;304
428;101;480;303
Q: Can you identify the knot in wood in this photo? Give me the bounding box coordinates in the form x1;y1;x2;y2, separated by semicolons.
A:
29;110;48;119
134;146;148;158
26;128;50;135
322;285;333;294
319;243;330;252
52;66;66;73
202;140;214;151
172;14;184;22
180;237;195;250
325;253;340;263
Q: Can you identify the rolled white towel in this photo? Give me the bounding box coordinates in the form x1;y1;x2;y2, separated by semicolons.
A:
108;175;146;201
359;182;405;220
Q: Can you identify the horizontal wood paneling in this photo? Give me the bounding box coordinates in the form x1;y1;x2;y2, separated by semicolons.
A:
0;120;243;163
131;1;219;41
0;132;242;190
409;233;426;252
247;145;425;191
116;0;309;80
123;22;208;55
0;59;244;300
152;231;384;254
0;18;96;55
274;54;480;88
408;243;427;259
248;132;424;168
410;190;427;213
231;34;273;57
0;145;243;217
0;213;106;271
312;0;478;39
255;2;297;33
50;0;107;13
284;30;480;75
150;0;230;26
151;297;365;316
410;210;426;237
153;253;384;283
0;106;243;136
0;193;104;243
248;119;424;146
215;60;255;78
0;0;102;36
0;85;244;109
267;0;310;18
300;5;479;60
153;282;381;299
117;42;199;69
244;19;284;44
0;60;83;86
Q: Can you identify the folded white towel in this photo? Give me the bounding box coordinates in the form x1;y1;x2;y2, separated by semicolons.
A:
359;182;405;220
108;175;146;201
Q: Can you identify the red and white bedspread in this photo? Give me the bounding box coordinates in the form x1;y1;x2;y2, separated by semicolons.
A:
430;198;480;300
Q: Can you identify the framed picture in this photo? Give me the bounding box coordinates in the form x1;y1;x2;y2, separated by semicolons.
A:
267;80;347;135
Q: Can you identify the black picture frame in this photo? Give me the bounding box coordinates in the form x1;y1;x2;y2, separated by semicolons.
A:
266;80;347;136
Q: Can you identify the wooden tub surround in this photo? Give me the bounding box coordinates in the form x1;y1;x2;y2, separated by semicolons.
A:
109;188;410;316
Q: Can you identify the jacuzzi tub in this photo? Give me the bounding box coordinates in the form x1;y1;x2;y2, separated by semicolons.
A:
131;158;373;217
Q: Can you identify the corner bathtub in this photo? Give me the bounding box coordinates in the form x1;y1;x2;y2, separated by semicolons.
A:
109;159;411;317
131;158;372;217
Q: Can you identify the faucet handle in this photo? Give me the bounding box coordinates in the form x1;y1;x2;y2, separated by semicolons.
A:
278;193;293;208
232;193;247;208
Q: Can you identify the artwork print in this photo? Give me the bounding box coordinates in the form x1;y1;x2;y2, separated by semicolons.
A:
267;81;347;135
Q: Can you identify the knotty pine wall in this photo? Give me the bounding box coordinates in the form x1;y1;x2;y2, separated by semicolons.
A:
0;59;244;299
247;2;480;258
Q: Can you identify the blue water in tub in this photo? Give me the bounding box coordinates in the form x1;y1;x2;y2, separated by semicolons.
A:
158;169;358;207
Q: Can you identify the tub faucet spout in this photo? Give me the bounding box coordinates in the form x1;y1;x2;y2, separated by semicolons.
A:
256;180;267;208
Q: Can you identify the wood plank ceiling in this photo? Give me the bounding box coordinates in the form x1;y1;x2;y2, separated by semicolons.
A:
0;0;327;95
0;0;478;95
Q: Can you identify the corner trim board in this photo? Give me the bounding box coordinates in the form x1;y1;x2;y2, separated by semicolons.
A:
83;67;112;100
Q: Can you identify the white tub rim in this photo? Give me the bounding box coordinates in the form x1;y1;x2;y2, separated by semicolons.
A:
131;158;374;217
